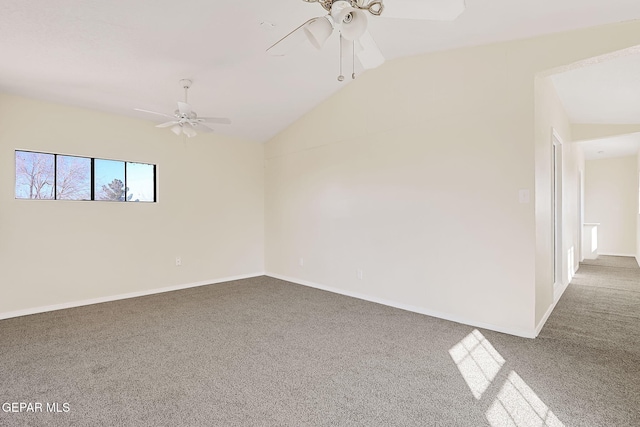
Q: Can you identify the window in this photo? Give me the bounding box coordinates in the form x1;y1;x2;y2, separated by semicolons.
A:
56;155;91;200
15;151;55;199
15;150;156;202
95;159;126;201
126;162;155;202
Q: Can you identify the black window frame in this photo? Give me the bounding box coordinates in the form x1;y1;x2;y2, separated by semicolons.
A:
14;150;157;203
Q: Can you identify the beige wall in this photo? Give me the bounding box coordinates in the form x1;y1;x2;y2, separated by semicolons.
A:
265;20;640;337
534;75;582;328
265;43;537;336
0;93;264;316
584;156;638;256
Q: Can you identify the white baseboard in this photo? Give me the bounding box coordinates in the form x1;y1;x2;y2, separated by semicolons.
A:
266;272;537;339
0;272;265;321
554;281;570;303
535;280;570;337
598;252;636;257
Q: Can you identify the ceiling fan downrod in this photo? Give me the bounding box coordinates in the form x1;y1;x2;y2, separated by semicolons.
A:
179;79;191;104
338;35;345;81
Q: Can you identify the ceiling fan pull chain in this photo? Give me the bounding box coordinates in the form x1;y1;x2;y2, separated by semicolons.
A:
352;40;356;79
338;34;345;81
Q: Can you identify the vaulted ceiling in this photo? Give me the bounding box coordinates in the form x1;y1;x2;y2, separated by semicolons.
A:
2;0;640;142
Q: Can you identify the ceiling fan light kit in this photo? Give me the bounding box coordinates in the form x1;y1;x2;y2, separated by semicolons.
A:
330;1;368;41
304;16;335;49
268;1;466;81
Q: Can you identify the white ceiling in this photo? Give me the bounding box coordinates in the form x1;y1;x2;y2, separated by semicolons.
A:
3;0;640;142
551;53;640;124
550;47;640;160
579;133;640;160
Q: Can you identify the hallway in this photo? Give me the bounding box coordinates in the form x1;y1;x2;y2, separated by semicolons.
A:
539;255;640;352
482;254;640;425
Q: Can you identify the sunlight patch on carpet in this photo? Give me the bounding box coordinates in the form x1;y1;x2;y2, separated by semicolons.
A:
486;371;564;427
449;329;505;399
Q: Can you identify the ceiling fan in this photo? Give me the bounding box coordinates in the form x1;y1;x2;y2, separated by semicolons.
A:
267;0;466;79
135;79;231;138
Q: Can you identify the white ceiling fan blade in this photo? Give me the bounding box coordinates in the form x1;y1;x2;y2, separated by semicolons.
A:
170;125;182;136
156;121;178;128
134;108;175;119
194;122;215;132
267;17;323;56
382;0;466;21
186;121;210;131
182;126;197;138
177;102;192;116
199;122;218;131
197;117;231;125
356;31;385;70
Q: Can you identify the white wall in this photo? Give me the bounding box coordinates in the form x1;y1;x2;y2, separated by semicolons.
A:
638;153;640;266
265;20;640;337
265;42;537;336
0;93;264;317
534;76;582;328
584;155;638;257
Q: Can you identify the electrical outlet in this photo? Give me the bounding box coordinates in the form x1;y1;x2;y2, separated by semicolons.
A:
299;258;304;267
175;257;182;266
357;269;363;280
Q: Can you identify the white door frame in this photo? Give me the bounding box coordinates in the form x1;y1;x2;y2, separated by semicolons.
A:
579;169;584;263
552;129;564;292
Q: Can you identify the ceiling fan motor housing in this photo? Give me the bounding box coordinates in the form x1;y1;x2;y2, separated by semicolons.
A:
175;110;197;120
312;0;384;16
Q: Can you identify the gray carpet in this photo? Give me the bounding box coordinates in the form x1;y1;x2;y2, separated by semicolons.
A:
1;259;638;426
579;255;639;269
